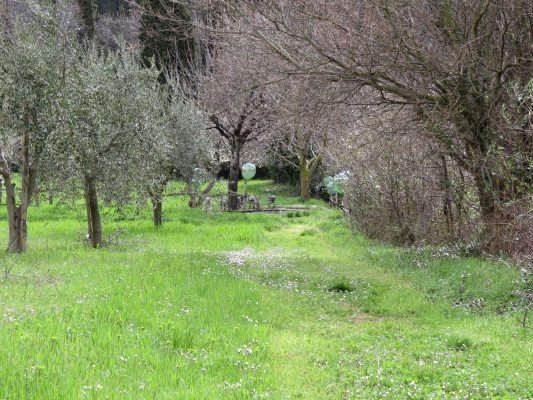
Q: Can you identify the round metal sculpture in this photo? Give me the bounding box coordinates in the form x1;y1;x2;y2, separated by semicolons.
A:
323;174;347;208
241;163;257;182
323;174;346;196
323;176;337;196
240;163;256;209
333;171;349;195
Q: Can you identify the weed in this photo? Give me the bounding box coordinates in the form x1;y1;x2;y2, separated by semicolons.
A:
447;335;475;351
328;277;353;292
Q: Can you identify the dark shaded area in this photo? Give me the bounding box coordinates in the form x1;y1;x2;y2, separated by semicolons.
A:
96;0;131;16
139;0;196;83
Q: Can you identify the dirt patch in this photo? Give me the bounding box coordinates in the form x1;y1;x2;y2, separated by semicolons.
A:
34;275;60;287
350;313;385;323
285;225;308;234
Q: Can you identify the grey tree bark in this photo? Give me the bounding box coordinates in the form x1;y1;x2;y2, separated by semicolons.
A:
84;175;103;248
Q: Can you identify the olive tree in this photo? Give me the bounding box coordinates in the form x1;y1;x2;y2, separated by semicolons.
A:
145;79;211;226
54;45;167;247
0;3;72;252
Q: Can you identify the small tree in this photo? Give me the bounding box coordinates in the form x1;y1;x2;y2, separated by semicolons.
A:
145;79;210;226
207;90;271;209
270;126;324;200
292;128;323;200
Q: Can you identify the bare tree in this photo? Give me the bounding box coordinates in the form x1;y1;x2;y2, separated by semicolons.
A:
198;37;274;210
270;77;343;199
234;0;532;237
326;106;474;244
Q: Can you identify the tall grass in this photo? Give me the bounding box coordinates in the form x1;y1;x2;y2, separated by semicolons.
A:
0;180;531;399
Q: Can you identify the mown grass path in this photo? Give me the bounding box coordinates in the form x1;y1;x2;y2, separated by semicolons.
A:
0;181;531;399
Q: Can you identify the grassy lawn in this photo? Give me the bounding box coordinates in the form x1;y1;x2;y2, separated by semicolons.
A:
0;180;531;399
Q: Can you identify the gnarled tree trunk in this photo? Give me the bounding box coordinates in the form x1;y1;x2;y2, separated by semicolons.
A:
300;167;312;200
148;176;172;226
298;151;321;200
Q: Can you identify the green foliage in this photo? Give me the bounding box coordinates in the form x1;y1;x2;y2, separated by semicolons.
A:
287;211;300;218
0;11;67;151
52;44;167;204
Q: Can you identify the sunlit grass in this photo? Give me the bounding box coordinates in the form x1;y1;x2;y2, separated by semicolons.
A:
0;180;531;399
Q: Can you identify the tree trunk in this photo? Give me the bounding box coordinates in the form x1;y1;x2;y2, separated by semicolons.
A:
188;191;198;208
228;142;241;210
300;166;312;200
34;185;41;207
5;180;30;253
84;175;102;248
5;131;35;253
148;181;169;225
85;186;93;241
474;172;497;223
5;177;25;252
299;153;321;200
151;193;163;227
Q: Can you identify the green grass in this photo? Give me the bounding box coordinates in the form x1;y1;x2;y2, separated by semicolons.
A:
0;180;531;399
